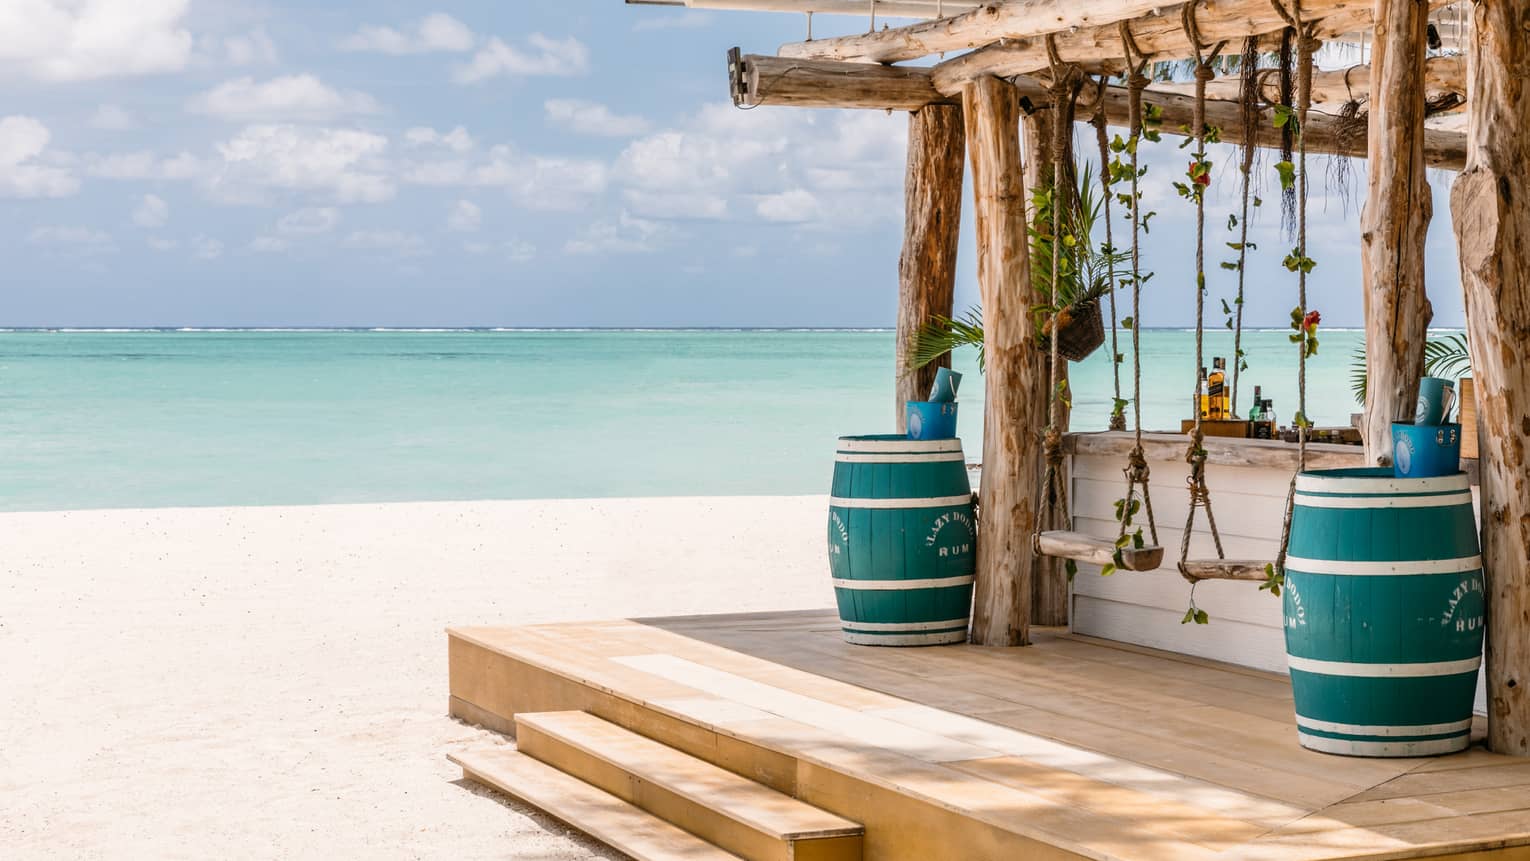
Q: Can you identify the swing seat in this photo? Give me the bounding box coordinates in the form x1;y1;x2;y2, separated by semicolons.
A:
1036;530;1164;572
1177;559;1273;583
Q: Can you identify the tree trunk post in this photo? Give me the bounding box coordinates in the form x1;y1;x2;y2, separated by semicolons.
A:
1360;0;1434;465
895;105;966;430
1451;0;1530;757
1022;106;1071;627
964;75;1042;646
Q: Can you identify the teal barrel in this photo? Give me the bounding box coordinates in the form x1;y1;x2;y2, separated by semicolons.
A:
827;434;975;646
1284;467;1483;757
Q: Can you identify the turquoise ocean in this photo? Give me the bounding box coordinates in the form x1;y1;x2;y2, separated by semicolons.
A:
0;328;1388;512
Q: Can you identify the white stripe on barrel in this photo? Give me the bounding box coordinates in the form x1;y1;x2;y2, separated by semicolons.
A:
1286;655;1482;678
842;630;968;646
1296;732;1469;757
833;451;967;464
836;437;964;454
1283;554;1482;576
1293;491;1474;509
832;574;975;591
828;494;974;510
841;617;969;632
1294;471;1468;495
1294;715;1473;737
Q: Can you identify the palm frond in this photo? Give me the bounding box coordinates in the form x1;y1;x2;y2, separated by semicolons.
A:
1349;333;1472;406
910;307;985;371
1350;344;1368;405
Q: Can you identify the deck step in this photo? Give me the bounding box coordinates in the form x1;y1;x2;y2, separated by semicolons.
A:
450;746;742;861
516;710;864;861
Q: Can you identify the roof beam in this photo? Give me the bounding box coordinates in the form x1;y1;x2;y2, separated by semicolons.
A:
928;0;1454;94
729;51;1466;169
777;0;1171;64
1153;54;1464;108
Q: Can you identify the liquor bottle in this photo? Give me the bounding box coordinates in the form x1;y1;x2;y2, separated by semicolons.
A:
1195;367;1208;420
1207;358;1226;420
1249;385;1263;421
1261;399;1277;439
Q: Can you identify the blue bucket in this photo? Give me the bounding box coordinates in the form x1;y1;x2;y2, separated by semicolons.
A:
907;401;958;440
1392;422;1462;478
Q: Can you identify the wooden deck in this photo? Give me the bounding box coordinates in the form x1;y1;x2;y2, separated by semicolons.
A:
448;609;1530;861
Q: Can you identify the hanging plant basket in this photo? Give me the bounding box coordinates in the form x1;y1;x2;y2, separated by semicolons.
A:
1047;299;1106;362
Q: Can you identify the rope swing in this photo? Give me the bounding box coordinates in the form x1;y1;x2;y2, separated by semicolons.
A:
1032;31;1162;576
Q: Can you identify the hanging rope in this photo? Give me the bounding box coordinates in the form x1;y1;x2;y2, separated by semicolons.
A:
1276;12;1318;577
1178;2;1228;571
1091;75;1125;433
1118;25;1159;548
1230;37;1260;415
1035;36;1085;545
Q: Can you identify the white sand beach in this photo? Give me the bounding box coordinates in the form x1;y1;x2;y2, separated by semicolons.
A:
0;496;832;859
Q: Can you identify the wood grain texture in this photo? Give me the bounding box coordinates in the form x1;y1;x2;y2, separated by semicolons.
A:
733;54;957;111
1360;0;1435;466
895;105;965;430
777;0;1170;64
964;75;1042;646
1155;54;1465;107
1450;0;1530;758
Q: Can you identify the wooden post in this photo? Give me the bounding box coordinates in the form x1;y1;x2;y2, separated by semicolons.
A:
1022;106;1070;627
1359;0;1434;465
895;105;966;430
964;75;1042;646
1451;0;1530;757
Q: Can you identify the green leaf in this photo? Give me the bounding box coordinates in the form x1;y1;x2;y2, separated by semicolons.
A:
1219;262;1240;271
1227;214;1239;230
1275;160;1296;192
1101;562;1117;577
1122;316;1134;330
1181;607;1196;625
1065;558;1078;583
1194;609;1210;625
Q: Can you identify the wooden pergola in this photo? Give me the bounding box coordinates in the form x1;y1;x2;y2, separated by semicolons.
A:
645;0;1530;757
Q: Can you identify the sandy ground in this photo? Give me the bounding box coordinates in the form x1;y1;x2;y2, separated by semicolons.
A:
0;496;832;859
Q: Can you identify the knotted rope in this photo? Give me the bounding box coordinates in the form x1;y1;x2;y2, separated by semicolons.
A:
1118;25;1159;547
1091;75;1126;433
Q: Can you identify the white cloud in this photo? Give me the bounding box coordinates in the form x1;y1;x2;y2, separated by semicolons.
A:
402;142;606;211
90;104;135;130
564;211;670;256
132;193;170;228
447;199;481;232
147;237;178;252
249;236;288;253
0;0;193;81
756;188;820;223
404;125;474;152
614;105;906;227
209;125;393;204
453;34;588;84
222;29;278;66
340;13;474;54
192;236;223;260
343;230;428;256
189;75;382;123
277;207;340;235
544;99;651;137
462;238;535;261
0;116;79;199
84;150;203;181
27;225;115;254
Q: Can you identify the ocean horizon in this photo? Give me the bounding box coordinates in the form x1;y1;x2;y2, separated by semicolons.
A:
0;327;1416;512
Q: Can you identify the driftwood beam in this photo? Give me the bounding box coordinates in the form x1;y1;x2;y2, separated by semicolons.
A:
895;105;965;430
778;0;1171;64
1359;0;1434;465
965;75;1041;647
1154;55;1465;109
928;0;1454;94
1451;0;1530;757
731;53;1467;169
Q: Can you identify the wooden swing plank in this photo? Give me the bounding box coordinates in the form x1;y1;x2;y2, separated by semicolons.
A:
1036;530;1164;572
1178;559;1272;583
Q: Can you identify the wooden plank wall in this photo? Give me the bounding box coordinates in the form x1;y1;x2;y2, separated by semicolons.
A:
1064;451;1489;714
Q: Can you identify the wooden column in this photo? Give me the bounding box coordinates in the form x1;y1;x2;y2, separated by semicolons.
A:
1359;0;1434;464
1451;0;1530;757
964;75;1042;646
895;105;966;429
1022;106;1070;627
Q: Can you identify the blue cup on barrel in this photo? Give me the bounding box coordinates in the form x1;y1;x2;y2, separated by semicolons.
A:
929;367;962;404
1415;376;1457;426
1392;422;1462;478
907;401;958;440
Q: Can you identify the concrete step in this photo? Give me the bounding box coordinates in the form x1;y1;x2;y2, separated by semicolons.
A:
450;746;741;861
517;710;864;861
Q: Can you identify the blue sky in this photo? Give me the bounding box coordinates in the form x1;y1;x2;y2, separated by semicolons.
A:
1;1;1467;328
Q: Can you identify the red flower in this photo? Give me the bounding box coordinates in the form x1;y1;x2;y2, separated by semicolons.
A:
1303;309;1321;329
1190;161;1211;186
